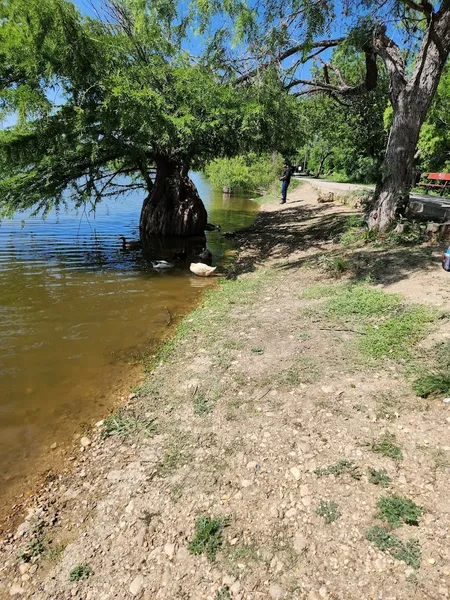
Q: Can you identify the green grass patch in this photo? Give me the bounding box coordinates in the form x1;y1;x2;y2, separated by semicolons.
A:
193;391;214;416
314;459;359;478
101;411;157;440
274;357;320;387
371;431;403;461
368;467;391;487
376;495;423;528
69;564;92;582
316;500;341;523
300;283;348;300
360;305;435;359
366;526;421;569
188;515;230;561
317;254;350;277
325;286;402;317
251;347;264;354
413;372;450;398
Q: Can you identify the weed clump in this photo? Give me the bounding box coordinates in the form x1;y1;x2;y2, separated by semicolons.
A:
193;391;214;416
366;526;421;569
314;459;359;478
101;410;157;440
69;564;92;581
371;432;403;461
376;495;423;528
188;515;230;561
316;500;341;523
413;372;450;398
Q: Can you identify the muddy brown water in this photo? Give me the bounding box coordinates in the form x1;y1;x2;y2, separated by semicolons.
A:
0;174;258;529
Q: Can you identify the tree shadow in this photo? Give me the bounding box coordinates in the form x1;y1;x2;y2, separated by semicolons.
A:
226;201;440;287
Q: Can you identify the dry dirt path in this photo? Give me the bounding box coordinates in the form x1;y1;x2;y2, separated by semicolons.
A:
1;182;450;600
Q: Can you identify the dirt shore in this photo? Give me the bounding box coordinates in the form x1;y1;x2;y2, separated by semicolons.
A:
1;182;450;600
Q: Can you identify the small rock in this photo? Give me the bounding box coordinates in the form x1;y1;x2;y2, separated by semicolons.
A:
246;461;258;470
164;543;175;560
9;585;24;597
50;442;57;450
241;479;252;488
398;474;407;484
129;575;144;596
230;582;241;595
95;420;104;427
19;564;29;575
29;564;38;575
301;496;312;507
285;508;297;518
125;500;134;514
289;467;301;481
129;393;137;400
293;532;308;553
15;521;30;538
269;584;286;599
222;575;235;587
428;558;436;565
308;593;321;600
80;437;91;448
319;588;328;599
321;386;334;394
300;484;309;497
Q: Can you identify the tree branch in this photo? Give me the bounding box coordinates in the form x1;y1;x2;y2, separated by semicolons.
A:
235;38;345;84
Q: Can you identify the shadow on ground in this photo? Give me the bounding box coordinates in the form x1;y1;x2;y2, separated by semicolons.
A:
226;199;439;287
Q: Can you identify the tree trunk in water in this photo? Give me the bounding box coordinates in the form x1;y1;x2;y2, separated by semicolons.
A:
139;158;207;238
368;103;422;231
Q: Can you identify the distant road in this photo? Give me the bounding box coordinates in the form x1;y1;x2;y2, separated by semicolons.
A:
299;177;450;213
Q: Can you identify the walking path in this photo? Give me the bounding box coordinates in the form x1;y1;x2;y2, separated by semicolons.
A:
1;182;449;600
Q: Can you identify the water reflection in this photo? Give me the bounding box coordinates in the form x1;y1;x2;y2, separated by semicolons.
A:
0;173;257;525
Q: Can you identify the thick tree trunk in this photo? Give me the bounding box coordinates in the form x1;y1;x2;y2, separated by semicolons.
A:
368;100;422;231
139;157;207;238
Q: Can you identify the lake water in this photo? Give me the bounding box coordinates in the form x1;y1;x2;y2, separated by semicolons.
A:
0;174;258;529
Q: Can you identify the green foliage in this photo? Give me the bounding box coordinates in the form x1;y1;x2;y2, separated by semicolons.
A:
215;589;232;600
101;411;157;440
193;391;214;416
188;515;230;561
368;468;391;488
413;373;450;398
366;526;421;569
316;500;341;523
317;254;349;277
314;459;356;477
69;564;92;582
376;495;423;528
204;153;284;192
371;432;403;461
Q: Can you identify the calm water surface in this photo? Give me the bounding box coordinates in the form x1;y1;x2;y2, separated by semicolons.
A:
0;174;257;525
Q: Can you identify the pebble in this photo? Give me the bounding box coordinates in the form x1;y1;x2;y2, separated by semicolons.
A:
241;479;252;488
9;585;24;597
129;575;144;596
50;442;57;450
80;437;91;448
308;593;321;600
427;558;436;565
269;584;286;599
230;582;241;595
398;474;407;484
285;508;297;518
300;484;310;497
164;543;175;560
19;564;29;575
246;461;258;470
289;467;301;481
293;532;308;553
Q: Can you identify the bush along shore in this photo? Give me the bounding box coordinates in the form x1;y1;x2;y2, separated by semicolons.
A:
1;181;450;600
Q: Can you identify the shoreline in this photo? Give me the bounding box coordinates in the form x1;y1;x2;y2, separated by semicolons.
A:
1;182;450;600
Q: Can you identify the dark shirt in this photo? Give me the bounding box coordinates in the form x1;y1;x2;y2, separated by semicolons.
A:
281;166;292;185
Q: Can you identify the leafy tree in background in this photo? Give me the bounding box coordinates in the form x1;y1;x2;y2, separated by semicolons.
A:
298;50;389;182
233;0;450;230
0;0;301;238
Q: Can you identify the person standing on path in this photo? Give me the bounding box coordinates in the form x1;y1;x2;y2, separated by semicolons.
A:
280;161;292;204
